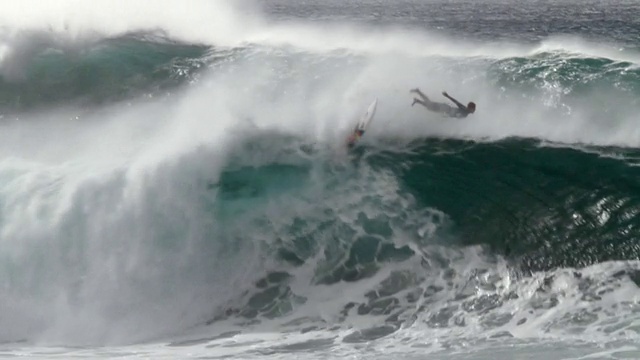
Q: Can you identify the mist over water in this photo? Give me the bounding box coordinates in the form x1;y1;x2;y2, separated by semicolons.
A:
0;0;639;358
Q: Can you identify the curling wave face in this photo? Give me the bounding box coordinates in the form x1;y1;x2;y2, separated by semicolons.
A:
0;0;640;356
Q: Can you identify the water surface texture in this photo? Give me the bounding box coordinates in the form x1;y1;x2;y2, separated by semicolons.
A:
1;0;639;359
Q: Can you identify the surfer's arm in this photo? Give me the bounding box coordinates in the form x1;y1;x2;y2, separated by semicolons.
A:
442;92;466;110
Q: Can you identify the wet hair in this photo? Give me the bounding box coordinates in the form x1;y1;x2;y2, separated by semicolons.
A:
467;102;476;109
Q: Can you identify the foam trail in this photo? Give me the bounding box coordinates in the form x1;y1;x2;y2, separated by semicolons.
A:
534;35;640;64
252;22;636;63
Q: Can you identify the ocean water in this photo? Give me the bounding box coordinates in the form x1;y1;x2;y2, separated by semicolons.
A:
1;0;640;358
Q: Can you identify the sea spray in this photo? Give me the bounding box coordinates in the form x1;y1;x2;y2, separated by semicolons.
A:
0;1;640;357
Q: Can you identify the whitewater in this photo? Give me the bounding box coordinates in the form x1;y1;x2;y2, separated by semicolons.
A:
1;0;640;359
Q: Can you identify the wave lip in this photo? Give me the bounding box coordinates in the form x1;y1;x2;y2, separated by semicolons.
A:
0;32;210;111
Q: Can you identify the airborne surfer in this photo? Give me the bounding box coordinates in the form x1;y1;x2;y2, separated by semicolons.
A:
410;88;476;118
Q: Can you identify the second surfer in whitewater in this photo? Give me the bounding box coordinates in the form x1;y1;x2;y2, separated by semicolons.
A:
346;127;365;148
411;88;476;118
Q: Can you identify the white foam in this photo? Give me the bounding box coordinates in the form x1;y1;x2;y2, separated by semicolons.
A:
0;0;639;349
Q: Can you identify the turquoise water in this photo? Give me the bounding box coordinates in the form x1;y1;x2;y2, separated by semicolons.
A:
1;0;640;358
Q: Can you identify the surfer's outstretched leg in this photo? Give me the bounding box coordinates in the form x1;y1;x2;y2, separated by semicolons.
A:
413;98;439;111
410;88;429;102
412;98;425;107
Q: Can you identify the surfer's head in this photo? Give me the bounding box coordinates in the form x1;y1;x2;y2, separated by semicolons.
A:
467;102;476;113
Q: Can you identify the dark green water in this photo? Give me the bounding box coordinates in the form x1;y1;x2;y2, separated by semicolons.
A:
212;137;640;279
390;139;640;270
